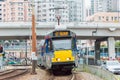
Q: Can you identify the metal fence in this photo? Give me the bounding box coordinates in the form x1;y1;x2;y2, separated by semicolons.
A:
78;64;118;80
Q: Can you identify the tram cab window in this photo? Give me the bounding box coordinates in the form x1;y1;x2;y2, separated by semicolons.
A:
52;39;71;50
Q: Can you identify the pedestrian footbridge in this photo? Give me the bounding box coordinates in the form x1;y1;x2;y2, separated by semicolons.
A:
0;22;120;62
0;22;120;40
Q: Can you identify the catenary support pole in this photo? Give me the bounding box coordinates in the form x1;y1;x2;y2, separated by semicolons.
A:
31;0;37;75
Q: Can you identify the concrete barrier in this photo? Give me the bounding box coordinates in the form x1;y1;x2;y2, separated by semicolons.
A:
78;64;118;80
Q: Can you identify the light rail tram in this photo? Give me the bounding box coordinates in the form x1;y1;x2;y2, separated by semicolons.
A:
38;29;78;72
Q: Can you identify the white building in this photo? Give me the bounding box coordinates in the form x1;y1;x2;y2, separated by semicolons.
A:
87;12;120;22
36;0;86;22
91;0;118;15
36;0;69;22
68;0;86;22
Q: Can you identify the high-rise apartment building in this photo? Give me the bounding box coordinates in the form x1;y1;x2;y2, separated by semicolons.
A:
0;0;32;22
91;0;118;15
37;0;69;22
0;0;4;21
0;0;86;22
68;0;86;22
36;0;86;22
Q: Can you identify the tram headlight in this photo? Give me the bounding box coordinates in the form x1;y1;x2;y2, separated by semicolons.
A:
56;58;60;61
66;57;71;61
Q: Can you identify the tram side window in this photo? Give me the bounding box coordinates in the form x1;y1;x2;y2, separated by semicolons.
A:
44;42;47;53
41;46;45;56
72;38;76;50
44;39;50;53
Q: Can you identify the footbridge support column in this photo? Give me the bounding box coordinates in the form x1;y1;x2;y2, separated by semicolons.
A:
95;40;100;65
107;37;115;59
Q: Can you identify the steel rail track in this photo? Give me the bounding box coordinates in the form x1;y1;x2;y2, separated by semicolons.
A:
48;70;78;80
0;69;28;80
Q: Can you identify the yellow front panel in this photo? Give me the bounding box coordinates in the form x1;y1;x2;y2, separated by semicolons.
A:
52;50;75;62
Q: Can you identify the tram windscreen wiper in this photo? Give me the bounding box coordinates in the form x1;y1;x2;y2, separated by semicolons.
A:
55;48;68;50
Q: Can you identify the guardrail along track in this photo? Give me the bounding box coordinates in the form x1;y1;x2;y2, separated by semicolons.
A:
0;69;28;80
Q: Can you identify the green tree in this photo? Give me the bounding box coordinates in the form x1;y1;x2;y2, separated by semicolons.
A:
100;44;107;47
115;41;120;47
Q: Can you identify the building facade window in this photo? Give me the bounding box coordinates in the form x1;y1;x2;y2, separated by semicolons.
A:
18;7;23;11
18;3;23;6
99;16;101;20
106;16;109;21
18;13;23;16
114;16;117;21
111;16;113;21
